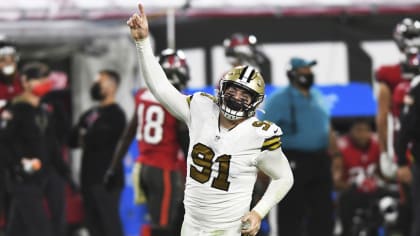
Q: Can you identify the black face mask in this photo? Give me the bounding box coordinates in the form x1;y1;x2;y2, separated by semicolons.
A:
295;73;314;89
224;95;249;112
90;82;105;101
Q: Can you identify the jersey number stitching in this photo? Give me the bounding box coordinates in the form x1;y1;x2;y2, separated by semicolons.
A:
137;104;165;144
190;143;231;191
252;120;272;131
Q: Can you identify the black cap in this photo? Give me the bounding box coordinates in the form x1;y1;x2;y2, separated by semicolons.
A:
22;62;50;81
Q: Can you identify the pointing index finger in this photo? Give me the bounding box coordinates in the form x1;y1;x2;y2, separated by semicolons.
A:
138;3;145;17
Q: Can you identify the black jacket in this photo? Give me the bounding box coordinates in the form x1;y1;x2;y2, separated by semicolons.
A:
2;98;68;184
69;103;126;189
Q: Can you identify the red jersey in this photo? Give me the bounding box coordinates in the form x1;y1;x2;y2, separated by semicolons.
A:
134;88;181;170
375;64;404;95
338;135;381;193
0;74;23;100
375;64;413;117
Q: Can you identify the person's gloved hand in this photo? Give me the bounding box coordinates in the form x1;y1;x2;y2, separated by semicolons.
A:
104;168;117;192
379;152;397;179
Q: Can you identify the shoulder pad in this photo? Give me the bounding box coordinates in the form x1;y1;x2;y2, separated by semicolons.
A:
375;64;402;84
198;92;217;103
252;120;283;137
251;120;283;151
188;92;217;107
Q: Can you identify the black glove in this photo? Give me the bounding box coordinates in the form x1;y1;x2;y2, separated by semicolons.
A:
103;168;117;192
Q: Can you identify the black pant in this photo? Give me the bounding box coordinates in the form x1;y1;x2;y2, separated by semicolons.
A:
277;149;334;236
338;187;392;236
81;184;123;236
44;170;66;236
398;183;412;236
140;165;184;236
0;170;7;227
7;181;52;236
411;164;420;236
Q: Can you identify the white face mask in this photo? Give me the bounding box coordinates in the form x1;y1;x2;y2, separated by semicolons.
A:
2;64;16;76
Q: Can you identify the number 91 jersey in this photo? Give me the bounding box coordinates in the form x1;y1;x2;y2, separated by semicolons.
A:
134;88;180;170
183;92;282;230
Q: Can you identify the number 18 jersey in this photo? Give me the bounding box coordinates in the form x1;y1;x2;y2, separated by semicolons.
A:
134;88;180;170
183;92;282;230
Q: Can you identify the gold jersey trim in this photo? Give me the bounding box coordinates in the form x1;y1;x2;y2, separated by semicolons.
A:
261;135;282;151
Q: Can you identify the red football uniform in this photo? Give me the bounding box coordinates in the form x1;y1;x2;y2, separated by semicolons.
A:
375;64;412;118
338;135;381;193
375;64;403;94
134;88;181;170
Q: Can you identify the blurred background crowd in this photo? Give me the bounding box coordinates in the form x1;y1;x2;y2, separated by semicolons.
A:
1;0;420;236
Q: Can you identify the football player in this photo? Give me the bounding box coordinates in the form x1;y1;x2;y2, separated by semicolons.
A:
105;48;190;236
127;4;294;236
334;119;385;236
0;39;23;103
223;33;271;82
375;18;420;236
376;18;420;179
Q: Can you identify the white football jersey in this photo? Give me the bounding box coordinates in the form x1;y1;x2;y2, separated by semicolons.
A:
183;92;282;230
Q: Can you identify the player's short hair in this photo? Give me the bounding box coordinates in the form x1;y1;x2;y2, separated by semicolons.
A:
21;62;50;80
100;69;121;86
349;117;375;131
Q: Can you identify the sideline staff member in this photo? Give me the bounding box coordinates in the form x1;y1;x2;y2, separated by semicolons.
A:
262;57;337;236
4;62;58;236
69;70;125;236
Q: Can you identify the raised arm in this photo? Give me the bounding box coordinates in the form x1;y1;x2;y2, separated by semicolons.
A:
128;4;189;122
